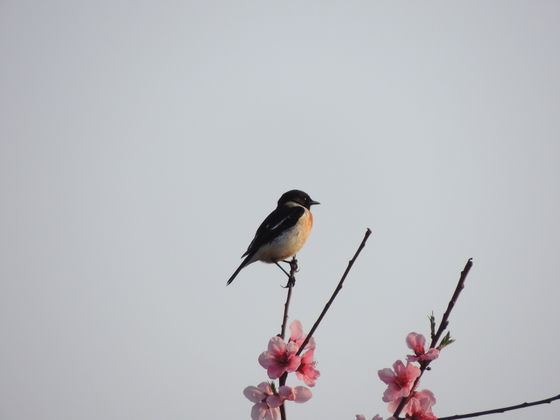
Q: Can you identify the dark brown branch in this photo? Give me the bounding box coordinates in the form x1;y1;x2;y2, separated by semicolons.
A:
430;258;473;348
279;390;287;420
392;258;473;419
279;229;372;420
278;259;297;420
438;393;560;420
296;228;372;356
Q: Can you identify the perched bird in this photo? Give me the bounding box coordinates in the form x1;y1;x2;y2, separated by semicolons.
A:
226;190;320;286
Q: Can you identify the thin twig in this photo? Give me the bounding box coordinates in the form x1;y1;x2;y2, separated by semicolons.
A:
392;258;473;419
296;228;372;356
279;259;298;420
280;393;287;420
279;258;298;341
430;258;473;348
438;393;560;420
279;229;371;420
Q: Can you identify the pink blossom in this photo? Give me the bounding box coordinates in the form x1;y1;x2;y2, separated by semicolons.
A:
388;389;436;415
406;392;438;420
244;383;312;419
287;320;320;386
356;415;393;420
266;385;312;408
259;336;302;379
295;347;321;386
378;360;421;402
406;333;439;363
278;385;312;403
243;382;281;420
289;320;315;350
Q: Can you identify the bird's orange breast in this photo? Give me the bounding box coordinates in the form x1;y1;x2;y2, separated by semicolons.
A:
251;208;313;264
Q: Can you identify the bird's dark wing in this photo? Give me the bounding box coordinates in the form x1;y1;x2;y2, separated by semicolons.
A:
242;205;305;257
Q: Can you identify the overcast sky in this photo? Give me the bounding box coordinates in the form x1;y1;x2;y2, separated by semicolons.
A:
1;2;559;420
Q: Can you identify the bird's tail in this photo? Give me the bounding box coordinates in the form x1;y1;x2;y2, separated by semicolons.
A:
226;253;254;286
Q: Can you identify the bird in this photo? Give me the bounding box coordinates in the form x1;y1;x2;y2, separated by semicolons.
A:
226;189;320;286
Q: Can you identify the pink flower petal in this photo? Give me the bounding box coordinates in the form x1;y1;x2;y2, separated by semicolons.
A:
416;389;436;406
276;385;312;403
267;364;288;379
379;361;421;402
268;336;287;354
288;320;316;350
277;386;295;400
258;352;274;368
244;386;265;403
289;320;304;342
266;407;281;420
388;389;437;415
257;382;273;395
296;348;320;386
285;356;302;373
286;341;299;355
250;402;269;420
266;395;284;408
292;386;312;403
406;332;425;354
259;337;302;378
378;367;396;384
424;348;439;360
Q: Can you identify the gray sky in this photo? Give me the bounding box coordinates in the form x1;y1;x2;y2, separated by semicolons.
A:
1;2;559;419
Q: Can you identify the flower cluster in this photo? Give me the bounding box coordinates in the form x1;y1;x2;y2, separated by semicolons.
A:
393;389;437;420
244;320;320;420
358;333;439;420
257;320;320;386
244;382;312;420
378;360;421;403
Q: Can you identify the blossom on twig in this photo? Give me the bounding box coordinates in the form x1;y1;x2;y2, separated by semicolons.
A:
378;360;421;403
275;385;312;405
243;382;282;420
295;347;320;386
406;333;439;363
388;389;436;416
258;320;321;385
405;391;438;420
289;319;316;350
258;336;301;379
289;320;320;386
244;382;312;420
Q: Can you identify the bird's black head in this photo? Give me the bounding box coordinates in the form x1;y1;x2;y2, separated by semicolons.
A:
278;190;320;209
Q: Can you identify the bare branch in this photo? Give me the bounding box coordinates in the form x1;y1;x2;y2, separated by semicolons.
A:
296;228;372;356
438;393;560;420
430;258;473;348
392;258;473;419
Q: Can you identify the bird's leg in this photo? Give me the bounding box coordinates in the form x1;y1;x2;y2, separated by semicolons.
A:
279;257;298;288
275;261;291;278
281;260;299;271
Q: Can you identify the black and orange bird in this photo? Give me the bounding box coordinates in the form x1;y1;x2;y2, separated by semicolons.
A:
226;190;319;286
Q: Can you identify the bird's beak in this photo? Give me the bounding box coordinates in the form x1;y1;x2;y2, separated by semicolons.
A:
310;200;320;206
